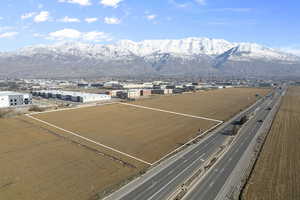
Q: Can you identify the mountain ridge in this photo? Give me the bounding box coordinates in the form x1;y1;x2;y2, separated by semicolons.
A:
0;37;299;78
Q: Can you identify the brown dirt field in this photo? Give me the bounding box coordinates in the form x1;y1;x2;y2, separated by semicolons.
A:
0;116;144;200
132;88;270;121
242;86;300;200
34;104;217;163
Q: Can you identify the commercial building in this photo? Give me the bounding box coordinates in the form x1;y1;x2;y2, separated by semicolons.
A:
140;89;152;96
122;83;154;89
127;89;141;99
0;91;32;108
151;89;173;95
32;90;111;103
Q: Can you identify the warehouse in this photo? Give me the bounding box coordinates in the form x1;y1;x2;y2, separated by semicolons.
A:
32;90;111;103
0;91;32;108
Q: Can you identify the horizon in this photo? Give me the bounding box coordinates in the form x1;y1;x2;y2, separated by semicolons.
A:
0;0;299;55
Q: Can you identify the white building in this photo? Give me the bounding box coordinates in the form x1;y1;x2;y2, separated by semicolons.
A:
32;90;111;103
127;89;141;99
0;91;32;108
122;83;154;89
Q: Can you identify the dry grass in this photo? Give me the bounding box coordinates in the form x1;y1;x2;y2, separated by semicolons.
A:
132;88;270;121
28;105;46;112
34;104;217;163
0;116;143;200
242;86;300;200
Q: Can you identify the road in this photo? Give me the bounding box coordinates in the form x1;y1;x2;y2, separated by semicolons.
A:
183;88;282;200
104;89;278;200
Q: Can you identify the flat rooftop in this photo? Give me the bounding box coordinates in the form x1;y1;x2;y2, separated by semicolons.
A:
37;90;109;97
0;91;26;96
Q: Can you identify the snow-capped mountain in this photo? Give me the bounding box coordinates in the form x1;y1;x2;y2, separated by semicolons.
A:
0;37;299;78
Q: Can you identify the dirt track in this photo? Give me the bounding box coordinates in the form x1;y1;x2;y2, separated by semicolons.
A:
242;86;300;200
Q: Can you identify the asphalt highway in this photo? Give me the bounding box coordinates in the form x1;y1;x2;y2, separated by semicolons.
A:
183;89;281;200
104;90;277;200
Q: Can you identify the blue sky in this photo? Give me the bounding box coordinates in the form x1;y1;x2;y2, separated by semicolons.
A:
0;0;299;54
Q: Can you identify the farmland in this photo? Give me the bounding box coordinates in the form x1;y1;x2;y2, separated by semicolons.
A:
242;86;300;200
132;88;270;121
33;103;217;163
0;116;144;200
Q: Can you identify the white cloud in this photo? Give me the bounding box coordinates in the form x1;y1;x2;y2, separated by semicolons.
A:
104;17;121;24
21;12;36;20
0;17;3;20
85;17;98;23
34;11;50;23
146;14;157;20
59;16;81;23
58;0;91;6
48;29;81;40
100;0;123;8
33;33;44;38
0;32;18;39
47;28;111;42
169;0;190;8
83;31;112;42
195;0;206;5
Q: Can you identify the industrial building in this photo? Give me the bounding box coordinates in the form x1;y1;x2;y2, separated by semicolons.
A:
32;90;111;103
0;91;32;108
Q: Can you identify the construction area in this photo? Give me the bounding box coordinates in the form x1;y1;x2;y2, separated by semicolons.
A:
242;86;300;200
0;87;270;200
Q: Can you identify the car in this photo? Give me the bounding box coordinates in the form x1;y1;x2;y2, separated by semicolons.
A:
257;120;263;123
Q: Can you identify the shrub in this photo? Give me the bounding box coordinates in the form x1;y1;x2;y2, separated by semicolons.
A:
0;109;12;118
28;105;45;112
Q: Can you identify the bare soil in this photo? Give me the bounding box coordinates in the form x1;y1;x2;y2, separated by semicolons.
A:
34;103;217;163
0;117;143;200
242;86;300;200
132;88;270;121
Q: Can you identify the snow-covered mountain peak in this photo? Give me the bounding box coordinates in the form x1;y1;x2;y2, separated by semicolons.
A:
2;37;299;63
115;37;235;56
226;42;300;62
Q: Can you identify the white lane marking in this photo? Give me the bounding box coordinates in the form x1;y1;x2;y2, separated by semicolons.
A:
220;168;225;173
151;122;223;166
148;181;157;189
26;114;152;166
208;181;215;188
167;169;175;175
147;154;205;200
119;102;223;123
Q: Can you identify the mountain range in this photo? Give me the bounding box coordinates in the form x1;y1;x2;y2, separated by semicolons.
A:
0;37;299;78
